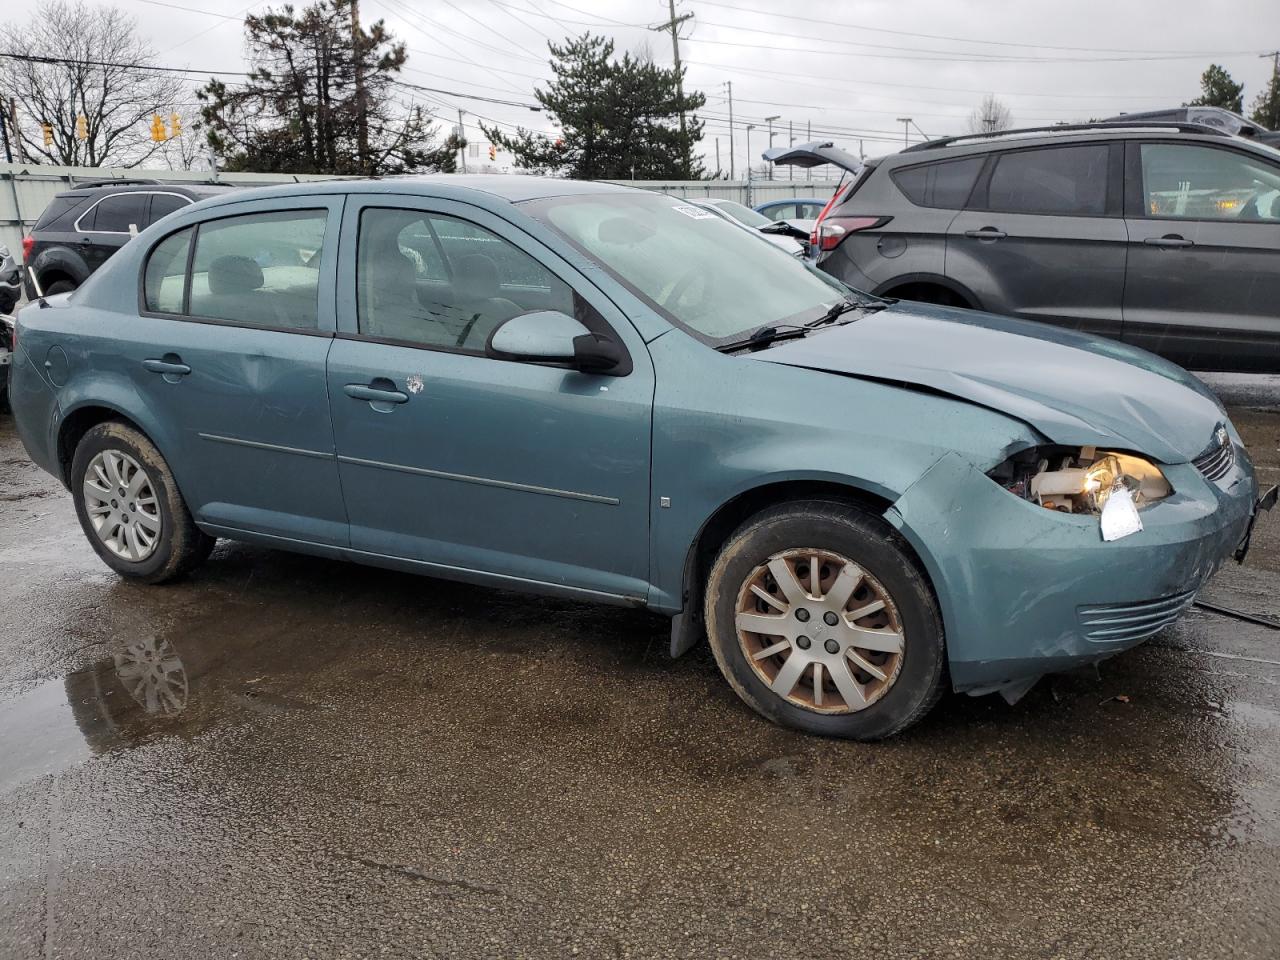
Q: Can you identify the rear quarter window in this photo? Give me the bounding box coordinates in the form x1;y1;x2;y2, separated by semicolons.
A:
890;157;984;209
35;195;87;230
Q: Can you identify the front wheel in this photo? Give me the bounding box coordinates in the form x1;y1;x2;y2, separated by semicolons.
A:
71;421;214;583
704;501;946;740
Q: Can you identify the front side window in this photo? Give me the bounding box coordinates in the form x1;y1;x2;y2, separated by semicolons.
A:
187;210;326;330
985;145;1109;216
1140;144;1280;221
526;192;851;343
143;227;192;313
356;208;582;352
90;193;149;233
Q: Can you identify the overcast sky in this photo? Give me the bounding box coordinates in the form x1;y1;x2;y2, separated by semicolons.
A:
8;0;1280;174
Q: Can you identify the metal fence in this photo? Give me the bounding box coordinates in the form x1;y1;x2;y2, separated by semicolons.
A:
1;163;844;254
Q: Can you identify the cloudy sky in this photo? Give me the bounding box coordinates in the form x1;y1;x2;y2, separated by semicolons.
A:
8;0;1280;174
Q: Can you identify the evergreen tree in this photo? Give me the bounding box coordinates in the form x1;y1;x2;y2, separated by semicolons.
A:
1186;64;1244;113
198;0;458;175
1249;67;1280;130
483;34;705;180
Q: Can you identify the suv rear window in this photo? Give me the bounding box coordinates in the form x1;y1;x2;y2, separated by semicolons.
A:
34;195;87;229
984;144;1109;216
891;157;984;209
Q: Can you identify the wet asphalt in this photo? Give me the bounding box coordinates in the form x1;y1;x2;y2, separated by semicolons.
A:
1;376;1278;960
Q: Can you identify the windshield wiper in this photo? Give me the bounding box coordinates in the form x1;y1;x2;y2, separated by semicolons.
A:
715;324;812;353
807;298;862;328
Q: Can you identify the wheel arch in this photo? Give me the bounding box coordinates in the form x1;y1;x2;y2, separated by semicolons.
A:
57;403;158;486
874;273;982;310
670;478;938;657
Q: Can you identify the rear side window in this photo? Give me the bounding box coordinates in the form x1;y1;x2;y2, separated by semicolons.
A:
144;228;192;313
985;145;1109;216
891;157;984;209
35;195;87;230
148;193;189;225
90;193;149;233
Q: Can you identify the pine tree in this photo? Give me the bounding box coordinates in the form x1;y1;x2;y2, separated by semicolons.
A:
484;34;705;180
1249;67;1280;130
1186;64;1244;113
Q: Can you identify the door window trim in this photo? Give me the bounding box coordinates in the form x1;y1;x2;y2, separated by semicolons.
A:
136;202;341;337
339;197;635;375
73;191;192;235
966;141;1123;218
1124;139;1280;222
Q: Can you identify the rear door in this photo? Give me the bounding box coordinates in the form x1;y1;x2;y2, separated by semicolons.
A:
1122;140;1280;370
128;197;349;546
326;195;654;601
76;192;149;272
946;142;1127;336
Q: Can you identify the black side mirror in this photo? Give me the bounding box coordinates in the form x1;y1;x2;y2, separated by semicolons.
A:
572;331;624;373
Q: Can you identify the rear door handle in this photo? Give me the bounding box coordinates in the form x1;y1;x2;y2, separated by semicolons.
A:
964;227;1007;240
1143;235;1194;248
142;357;191;376
344;383;409;405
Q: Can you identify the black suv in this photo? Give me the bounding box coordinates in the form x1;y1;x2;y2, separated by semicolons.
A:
23;181;235;298
769;124;1280;372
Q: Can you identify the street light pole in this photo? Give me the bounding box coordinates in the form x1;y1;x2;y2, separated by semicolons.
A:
896;117;912;146
764;114;780;180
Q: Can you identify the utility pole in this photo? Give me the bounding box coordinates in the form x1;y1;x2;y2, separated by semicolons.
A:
896;117;912;146
0;92;11;164
352;0;369;175
715;137;720;178
8;98;27;163
764;114;779;179
745;123;756;204
806;120;811;181
787;120;793;181
726;81;735;180
458;108;467;173
652;0;694;178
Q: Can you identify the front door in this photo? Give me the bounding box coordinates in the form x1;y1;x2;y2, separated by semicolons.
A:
946;141;1127;337
126;198;348;546
1122;140;1280;371
326;197;654;601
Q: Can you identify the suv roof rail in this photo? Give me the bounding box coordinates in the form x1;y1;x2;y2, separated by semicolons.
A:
901;121;1231;153
67;177;164;189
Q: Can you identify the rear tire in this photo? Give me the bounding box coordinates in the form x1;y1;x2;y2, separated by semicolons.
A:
704;501;946;740
43;279;77;296
70;422;213;584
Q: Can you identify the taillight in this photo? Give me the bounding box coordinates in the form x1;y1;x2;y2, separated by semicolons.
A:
815;216;892;252
21;235;34;262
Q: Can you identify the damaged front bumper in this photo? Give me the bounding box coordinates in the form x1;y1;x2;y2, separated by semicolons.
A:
885;446;1258;700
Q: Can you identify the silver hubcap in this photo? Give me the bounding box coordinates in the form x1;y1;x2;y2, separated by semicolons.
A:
82;450;162;562
735;548;905;714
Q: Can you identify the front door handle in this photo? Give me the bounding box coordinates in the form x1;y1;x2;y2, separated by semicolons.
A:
142;357;191;376
1143;234;1194;248
964;227;1007;241
344;383;409;405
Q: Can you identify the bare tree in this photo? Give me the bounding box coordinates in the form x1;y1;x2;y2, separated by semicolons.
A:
967;94;1013;134
0;1;186;166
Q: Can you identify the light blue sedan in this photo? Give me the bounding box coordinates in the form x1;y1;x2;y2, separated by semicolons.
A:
7;176;1270;739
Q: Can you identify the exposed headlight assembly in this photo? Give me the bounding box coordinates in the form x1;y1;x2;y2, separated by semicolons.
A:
988;446;1172;516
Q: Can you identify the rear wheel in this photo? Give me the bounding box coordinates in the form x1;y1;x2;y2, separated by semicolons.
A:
71;422;213;583
704;501;946;740
43;279;77;296
884;282;971;309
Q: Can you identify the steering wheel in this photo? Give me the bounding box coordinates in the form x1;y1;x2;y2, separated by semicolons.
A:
664;266;710;313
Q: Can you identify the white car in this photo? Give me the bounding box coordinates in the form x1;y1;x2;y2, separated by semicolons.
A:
689;198;806;256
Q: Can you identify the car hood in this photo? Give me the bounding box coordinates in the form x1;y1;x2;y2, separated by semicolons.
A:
756;302;1226;464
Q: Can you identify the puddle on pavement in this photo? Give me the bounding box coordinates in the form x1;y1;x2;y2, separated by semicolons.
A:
0;637;193;794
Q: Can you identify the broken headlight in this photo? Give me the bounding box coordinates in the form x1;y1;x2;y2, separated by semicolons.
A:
988;446;1172;515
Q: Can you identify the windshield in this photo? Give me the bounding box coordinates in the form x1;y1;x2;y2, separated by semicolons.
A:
525;192;852;342
706;199;772;228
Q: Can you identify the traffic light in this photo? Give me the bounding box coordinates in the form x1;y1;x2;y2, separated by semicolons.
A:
41;123;53;147
149;113;166;142
488;143;496;161
75;114;87;140
169;112;181;139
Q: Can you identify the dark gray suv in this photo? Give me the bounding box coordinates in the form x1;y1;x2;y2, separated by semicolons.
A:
769;125;1280;372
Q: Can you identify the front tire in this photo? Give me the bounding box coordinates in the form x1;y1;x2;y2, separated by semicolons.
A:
704;501;946;740
71;421;213;583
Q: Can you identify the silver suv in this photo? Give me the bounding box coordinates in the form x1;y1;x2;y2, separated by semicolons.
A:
769;124;1280;372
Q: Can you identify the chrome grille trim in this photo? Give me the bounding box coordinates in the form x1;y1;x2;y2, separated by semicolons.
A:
1193;428;1235;482
1078;590;1197;643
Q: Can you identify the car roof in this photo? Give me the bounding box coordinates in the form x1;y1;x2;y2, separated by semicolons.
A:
757;197;824;205
57;183;236;199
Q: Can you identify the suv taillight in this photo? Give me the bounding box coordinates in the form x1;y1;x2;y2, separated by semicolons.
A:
21;235;34;262
815;216;891;252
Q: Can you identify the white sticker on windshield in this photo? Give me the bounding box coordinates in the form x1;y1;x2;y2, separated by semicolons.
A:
671;204;717;220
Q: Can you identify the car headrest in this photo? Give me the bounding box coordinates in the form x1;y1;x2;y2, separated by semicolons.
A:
208;255;264;294
454;253;500;301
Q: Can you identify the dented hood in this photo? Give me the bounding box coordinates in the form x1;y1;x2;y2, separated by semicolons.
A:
757;303;1226;464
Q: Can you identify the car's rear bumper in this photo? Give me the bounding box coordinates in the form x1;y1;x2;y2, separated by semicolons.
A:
887;448;1257;695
